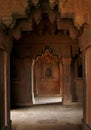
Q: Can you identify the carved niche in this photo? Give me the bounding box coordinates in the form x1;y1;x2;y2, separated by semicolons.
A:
35;48;59;79
34;47;61;95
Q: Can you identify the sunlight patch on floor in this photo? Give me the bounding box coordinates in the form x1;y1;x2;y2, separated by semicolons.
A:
34;96;62;104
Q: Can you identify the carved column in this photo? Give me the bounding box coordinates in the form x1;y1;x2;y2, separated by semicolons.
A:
70;60;77;102
0;50;11;130
83;47;91;130
62;58;72;104
59;62;63;97
0;29;12;130
31;59;35;104
80;51;86;124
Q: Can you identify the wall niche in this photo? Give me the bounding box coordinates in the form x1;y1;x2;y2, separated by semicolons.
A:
34;47;62;96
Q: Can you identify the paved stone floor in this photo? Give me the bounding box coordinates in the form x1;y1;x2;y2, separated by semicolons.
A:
11;104;82;130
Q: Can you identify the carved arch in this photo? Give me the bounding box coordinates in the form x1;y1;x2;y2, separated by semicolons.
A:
33;47;63;97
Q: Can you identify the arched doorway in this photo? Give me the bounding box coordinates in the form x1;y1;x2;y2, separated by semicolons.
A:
32;47;63;104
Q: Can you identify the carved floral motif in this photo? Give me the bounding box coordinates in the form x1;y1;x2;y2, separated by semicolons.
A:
35;48;59;64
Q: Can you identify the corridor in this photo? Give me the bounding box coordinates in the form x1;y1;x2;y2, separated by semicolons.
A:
11;104;82;130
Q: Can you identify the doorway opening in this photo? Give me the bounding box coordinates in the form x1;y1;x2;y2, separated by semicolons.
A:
31;47;63;105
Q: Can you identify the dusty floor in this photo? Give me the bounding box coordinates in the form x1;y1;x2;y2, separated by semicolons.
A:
11;104;82;130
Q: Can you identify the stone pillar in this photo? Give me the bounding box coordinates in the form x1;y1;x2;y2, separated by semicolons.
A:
62;58;72;104
81;51;86;119
31;59;35;104
81;47;91;130
84;47;91;130
0;27;12;130
0;50;11;130
80;26;91;130
24;58;33;105
59;62;63;97
70;61;77;102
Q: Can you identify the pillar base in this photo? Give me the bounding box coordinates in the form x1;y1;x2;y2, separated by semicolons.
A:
82;119;91;130
1;120;12;130
1;126;11;130
63;96;72;105
63;99;72;105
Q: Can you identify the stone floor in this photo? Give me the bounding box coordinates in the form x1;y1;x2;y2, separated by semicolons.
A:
11;104;83;130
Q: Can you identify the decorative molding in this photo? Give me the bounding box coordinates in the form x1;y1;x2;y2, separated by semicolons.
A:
35;47;59;64
57;18;79;39
0;28;13;52
58;0;71;8
0;0;90;29
79;25;91;51
0;0;90;40
1;16;14;28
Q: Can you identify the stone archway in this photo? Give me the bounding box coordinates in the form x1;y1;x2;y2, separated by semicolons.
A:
0;0;90;129
32;47;63;104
